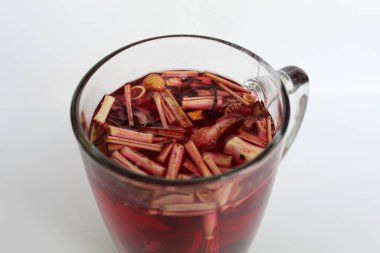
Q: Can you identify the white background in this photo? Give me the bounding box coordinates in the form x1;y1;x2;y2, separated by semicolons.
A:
1;0;380;252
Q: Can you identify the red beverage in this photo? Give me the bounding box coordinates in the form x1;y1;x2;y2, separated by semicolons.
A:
91;171;275;253
91;169;275;253
88;70;277;253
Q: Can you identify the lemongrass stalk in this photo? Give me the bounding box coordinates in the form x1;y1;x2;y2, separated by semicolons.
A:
93;95;115;125
204;72;250;93
107;144;124;151
124;84;134;126
120;146;166;176
138;126;186;140
238;131;267;148
203;154;222;175
224;137;263;164
218;82;250;106
161;98;176;124
166;144;185;179
267;118;273;143
184;140;212;177
157;143;173;164
165;78;183;87
111;151;147;175
256;120;268;141
160;90;193;128
182;159;201;177
106;136;163;152
203;152;232;168
162;70;199;78
182;96;223;110
108;126;154;143
152;92;169;128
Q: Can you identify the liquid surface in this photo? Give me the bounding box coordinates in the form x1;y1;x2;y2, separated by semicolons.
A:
90;70;275;179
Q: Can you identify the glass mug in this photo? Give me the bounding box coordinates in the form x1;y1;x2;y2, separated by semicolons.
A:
71;35;309;253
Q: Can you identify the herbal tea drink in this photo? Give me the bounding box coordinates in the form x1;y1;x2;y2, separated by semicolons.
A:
93;168;275;253
71;35;309;253
91;71;274;176
89;70;275;252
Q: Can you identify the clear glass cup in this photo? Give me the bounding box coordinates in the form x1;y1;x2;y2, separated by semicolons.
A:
71;35;309;253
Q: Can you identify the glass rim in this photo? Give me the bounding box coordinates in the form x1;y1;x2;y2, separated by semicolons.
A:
70;34;290;186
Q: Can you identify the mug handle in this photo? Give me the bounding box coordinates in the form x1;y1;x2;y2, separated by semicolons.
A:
277;66;309;157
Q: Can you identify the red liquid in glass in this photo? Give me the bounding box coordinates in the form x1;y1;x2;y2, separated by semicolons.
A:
91;172;275;253
88;71;276;253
